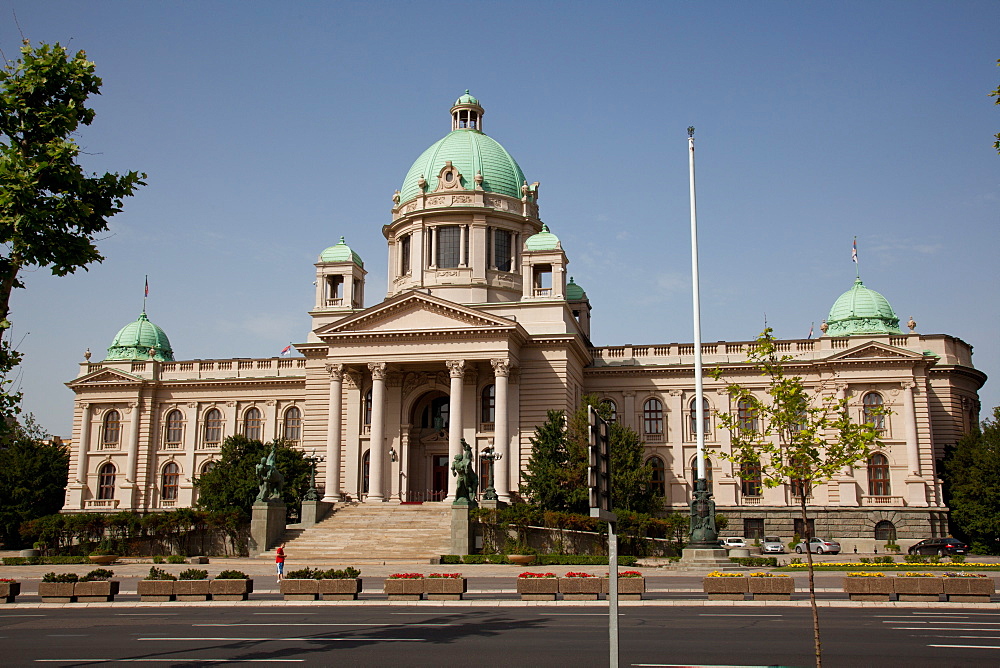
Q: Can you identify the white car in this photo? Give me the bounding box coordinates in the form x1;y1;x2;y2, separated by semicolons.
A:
794;537;841;555
719;537;747;549
762;536;785;554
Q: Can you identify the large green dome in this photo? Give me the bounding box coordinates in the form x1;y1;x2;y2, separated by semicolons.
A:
825;279;901;336
399;95;526;204
106;312;175;362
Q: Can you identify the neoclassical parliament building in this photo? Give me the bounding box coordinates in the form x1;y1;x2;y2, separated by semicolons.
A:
63;93;986;546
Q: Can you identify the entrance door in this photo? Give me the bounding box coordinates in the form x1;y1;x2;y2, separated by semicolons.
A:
431;455;449;501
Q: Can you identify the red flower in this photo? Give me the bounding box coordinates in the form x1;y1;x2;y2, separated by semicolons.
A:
564;572;594;578
428;573;462;578
388;572;424;579
518;571;556;578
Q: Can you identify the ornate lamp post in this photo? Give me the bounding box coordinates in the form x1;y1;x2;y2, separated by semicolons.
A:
303;450;324;502
480;443;502;501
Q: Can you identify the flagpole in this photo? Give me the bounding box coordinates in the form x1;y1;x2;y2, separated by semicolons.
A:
143;275;148;312
853;236;859;280
688;126;705;482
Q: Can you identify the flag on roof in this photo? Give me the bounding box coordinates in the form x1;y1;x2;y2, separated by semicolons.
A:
852;238;858;264
280;344;292;356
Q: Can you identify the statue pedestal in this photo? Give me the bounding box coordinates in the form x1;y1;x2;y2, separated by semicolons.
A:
679;546;734;569
250;500;286;556
300;500;332;527
450;504;471;556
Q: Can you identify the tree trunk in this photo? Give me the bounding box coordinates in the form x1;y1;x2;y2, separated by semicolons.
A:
800;492;822;667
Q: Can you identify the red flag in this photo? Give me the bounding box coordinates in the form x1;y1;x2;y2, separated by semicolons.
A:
144;276;149;297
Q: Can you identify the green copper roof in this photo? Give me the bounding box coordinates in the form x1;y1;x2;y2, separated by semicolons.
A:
106;312;174;362
525;224;561;251
825;278;901;336
319;237;363;267
399;131;526;203
566;276;586;301
455;90;479;106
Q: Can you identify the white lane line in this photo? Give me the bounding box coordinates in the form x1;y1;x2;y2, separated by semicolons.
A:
699;614;782;617
891;627;1000;631
913;612;1000;616
194;623;455;627
887;621;1000;626
116;613;180;616
36;660;304;663
928;645;1000;649
0;614;45;617
47;635;89;637
632;664;776;667
253;612;316;615
138;637;425;642
920;635;1000;639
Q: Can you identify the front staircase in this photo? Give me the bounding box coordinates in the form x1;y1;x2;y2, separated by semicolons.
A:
260;503;453;562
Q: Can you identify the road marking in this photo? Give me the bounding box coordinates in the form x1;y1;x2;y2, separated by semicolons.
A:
138;637;426;642
253;612;316;615
928;645;1000;649
0;614;45;617
194;623;455;627
886;621;1000;625
632;664;786;667
36;660;304;663
116;613;180;616
891;627;1000;631
47;635;89;637
699;614;782;617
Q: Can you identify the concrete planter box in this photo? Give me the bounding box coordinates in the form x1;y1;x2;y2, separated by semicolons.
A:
517;577;558;601
209;578;253;601
38;582;76;603
843;577;892;601
943;577;995;603
319;578;362;601
280;579;320;601
425;578;466;601
559;577;602;600
703;576;748;600
748;577;794;601
601;577;645;600
894;577;943;602
384;578;424;601
175;580;211;601
75;580;120;602
0;581;20;603
137;580;175;602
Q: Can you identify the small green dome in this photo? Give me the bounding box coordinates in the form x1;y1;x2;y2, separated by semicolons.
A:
319;236;363;267
455;90;479;106
106;312;174;362
525;224;561;251
825;278;901;336
566;276;586;301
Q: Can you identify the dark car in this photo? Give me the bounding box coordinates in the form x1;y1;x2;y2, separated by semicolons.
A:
907;537;968;556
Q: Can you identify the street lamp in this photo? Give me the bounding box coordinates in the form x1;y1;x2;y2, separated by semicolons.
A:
480;443;502;501
303;449;324;502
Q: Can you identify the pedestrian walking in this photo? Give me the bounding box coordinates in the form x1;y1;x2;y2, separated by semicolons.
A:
276;543;286;581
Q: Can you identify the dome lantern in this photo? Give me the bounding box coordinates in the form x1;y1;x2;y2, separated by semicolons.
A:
451;90;484;132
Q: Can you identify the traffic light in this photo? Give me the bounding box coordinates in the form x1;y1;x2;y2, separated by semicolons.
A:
588;404;614;520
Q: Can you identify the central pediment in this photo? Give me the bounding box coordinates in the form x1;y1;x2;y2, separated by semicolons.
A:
315;291;519;338
66;367;146;388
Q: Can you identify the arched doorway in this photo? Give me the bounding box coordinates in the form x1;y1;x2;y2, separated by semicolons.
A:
405;391;450;502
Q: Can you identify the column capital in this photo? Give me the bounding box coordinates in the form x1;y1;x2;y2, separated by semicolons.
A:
446;359;466;378
490;358;510;377
368;361;387;380
77;402;91;410
324;362;344;380
901;380;916;391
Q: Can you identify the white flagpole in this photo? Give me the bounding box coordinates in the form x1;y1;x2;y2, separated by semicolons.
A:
688;127;706;481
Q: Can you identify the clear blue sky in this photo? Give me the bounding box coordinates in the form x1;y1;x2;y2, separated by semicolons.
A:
2;1;998;435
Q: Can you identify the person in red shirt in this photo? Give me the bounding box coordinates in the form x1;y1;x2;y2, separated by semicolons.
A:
275;543;286;581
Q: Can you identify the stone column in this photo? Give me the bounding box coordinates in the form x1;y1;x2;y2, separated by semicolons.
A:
491;359;510;501
902;382;920;475
125;401;142;486
366;362;387;502
834;384;859;506
76;403;93;484
445;360;466;501
323;363;344;502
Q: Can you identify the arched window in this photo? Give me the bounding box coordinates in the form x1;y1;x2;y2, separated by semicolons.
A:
643;398;664;435
361;450;370;495
863;392;885;429
243;407;263;440
481;384;495;425
737;398;758;432
363;389;373;426
97;462;116;500
740;460;762;497
868;453;891;496
283;406;301;445
102;410;121;449
649;456;666;496
203;408;223;447
691;457;713;494
164;410;183;448
602;399;617;423
874;520;896;542
689;397;710;438
200;460;216;475
161;462;180;501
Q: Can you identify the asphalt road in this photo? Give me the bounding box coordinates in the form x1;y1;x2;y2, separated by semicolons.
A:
3;605;1000;667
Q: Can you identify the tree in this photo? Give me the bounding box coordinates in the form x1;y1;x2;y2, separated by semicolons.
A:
0;414;69;547
194;435;311;518
520;410;587;513
991;59;1000;154
0;41;145;432
942;406;1000;553
712;329;884;668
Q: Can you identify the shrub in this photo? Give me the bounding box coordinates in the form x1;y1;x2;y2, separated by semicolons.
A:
875;556;895;564
388;573;423;579
950;554;966;564
730;556;778;567
41;572;78;583
859;558;871;564
440;555;461;564
904;554;928;563
80;568;114;581
152;556;164;564
215;570;249;580
144;567;176;581
285;568;319;580
319;567;360;579
179;569;208;580
167;555;187;564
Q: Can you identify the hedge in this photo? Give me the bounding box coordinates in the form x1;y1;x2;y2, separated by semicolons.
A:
441;554;638;566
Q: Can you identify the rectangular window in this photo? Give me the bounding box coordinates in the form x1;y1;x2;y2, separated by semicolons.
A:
436;226;460;268
495;230;512;271
486;227;493;268
793;518;815;540
744;518;765;540
400;235;411;275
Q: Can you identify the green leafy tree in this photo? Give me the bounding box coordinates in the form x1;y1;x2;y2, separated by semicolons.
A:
194;435;311;518
942;406;1000;553
520;410;587;513
0;41;145;433
712;329;884;668
991;59;1000;153
0;414;69;547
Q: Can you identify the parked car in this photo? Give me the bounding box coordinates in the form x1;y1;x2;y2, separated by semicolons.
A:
907;537;968;556
719;537;746;549
762;536;785;554
794;537;841;554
